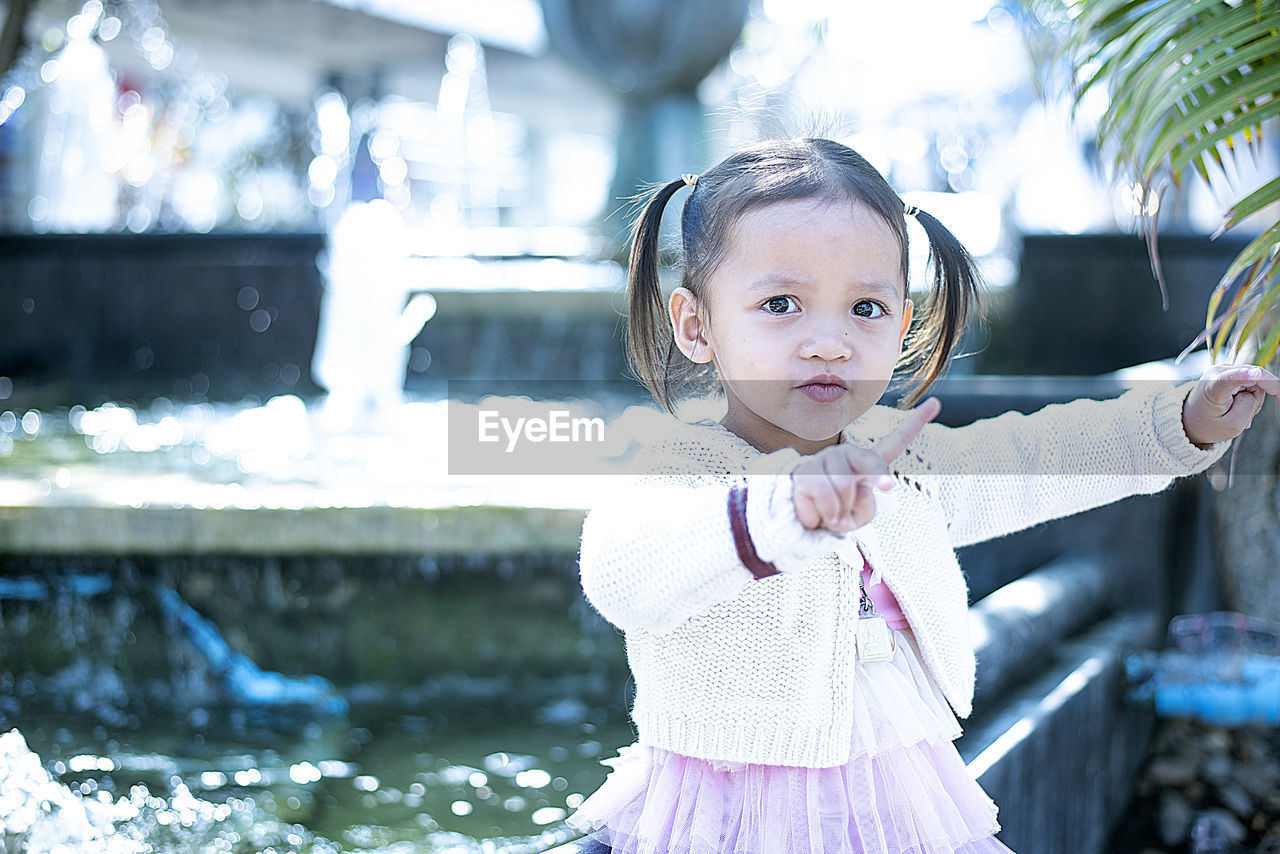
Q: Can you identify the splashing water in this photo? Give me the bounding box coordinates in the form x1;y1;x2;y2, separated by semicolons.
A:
1;718;618;853
0;728;145;853
0;727;347;852
0;725;588;853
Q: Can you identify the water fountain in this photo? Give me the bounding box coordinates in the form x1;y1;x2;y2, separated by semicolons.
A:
312;198;437;435
0;379;662;852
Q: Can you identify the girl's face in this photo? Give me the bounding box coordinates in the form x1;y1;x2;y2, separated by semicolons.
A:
670;198;912;455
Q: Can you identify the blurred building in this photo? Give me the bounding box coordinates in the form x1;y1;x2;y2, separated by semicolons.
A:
2;0;1272;301
5;2;1268;266
0;0;621;251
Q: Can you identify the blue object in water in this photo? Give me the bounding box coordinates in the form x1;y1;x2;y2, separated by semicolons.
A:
1125;611;1280;727
1126;649;1280;726
157;586;348;716
0;573;112;600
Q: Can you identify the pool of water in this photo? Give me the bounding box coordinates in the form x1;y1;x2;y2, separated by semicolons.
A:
6;700;636;853
0;549;636;853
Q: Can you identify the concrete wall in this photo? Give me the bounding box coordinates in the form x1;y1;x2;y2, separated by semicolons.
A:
0;233;324;406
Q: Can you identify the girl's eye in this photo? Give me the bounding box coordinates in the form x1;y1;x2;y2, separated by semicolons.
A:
853;300;886;319
762;296;797;314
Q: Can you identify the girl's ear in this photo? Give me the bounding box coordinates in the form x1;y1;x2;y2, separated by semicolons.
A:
669;287;715;363
899;297;914;346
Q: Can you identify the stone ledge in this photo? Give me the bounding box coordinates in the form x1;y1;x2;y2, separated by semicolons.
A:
959;610;1162;854
0;504;588;556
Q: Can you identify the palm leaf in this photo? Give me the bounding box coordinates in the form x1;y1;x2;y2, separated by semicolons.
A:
1109;9;1262;143
1084;4;1215;139
1219;174;1280;234
1230;263;1280;350
1256;315;1280;364
1171;99;1280;175
1220;221;1280;284
1180;289;1245;359
1142;64;1280;176
1089;0;1232;113
1211;256;1265;356
1047;0;1280;367
1083;0;1220;118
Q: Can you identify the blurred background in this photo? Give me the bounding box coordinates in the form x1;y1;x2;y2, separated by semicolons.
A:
0;1;1277;853
1;0;1273;408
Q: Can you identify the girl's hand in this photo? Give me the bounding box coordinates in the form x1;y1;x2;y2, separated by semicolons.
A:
1182;365;1280;448
792;397;941;533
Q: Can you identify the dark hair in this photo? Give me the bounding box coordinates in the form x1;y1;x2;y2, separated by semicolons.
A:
625;137;981;412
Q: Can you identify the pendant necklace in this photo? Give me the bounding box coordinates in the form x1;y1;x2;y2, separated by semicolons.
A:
855;571;897;663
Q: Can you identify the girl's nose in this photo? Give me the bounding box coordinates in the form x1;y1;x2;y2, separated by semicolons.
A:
800;323;853;361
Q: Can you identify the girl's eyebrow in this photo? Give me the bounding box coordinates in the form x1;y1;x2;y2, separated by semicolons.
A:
744;272;806;292
745;274;902;301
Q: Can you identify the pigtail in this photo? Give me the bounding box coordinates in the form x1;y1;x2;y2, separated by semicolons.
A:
899;209;982;407
626;178;689;414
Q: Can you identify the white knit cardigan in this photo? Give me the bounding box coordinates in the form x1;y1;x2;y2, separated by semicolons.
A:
578;382;1228;769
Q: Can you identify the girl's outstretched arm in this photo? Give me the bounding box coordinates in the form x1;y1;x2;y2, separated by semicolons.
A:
915;380;1236;549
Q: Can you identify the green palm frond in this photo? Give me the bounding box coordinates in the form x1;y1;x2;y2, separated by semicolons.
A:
1054;0;1280;365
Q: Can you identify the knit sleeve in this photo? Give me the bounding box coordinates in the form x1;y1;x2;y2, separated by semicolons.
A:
578;428;849;634
919;381;1229;548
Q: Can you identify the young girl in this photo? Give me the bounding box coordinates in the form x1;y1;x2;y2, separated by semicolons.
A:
563;137;1279;854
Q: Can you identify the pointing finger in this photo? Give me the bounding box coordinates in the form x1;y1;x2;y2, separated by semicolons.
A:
872;396;941;465
821;451;858;523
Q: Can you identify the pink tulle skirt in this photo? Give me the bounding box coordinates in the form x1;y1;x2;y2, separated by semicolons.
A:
566;629;1015;854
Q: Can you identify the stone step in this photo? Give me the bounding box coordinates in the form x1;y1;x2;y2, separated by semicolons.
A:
0;503;587;556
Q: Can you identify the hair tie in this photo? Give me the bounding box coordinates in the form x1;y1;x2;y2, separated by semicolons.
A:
903;203;919;218
682;173;699;188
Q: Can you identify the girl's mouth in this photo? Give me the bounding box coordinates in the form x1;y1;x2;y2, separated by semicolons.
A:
798;377;848;403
